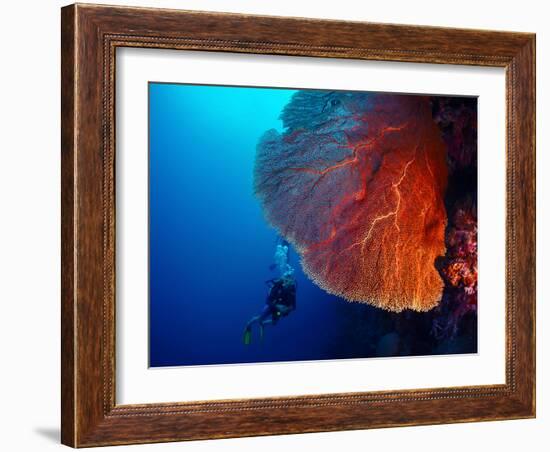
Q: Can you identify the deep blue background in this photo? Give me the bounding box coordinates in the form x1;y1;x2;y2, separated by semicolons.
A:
148;83;364;367
148;83;476;368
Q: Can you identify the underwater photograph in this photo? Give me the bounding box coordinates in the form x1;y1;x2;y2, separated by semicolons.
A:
148;82;478;367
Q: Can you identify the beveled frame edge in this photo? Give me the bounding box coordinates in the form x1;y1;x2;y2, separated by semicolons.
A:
61;3;536;447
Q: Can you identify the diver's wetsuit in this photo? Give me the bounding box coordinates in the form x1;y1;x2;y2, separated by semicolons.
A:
243;277;296;344
265;278;296;324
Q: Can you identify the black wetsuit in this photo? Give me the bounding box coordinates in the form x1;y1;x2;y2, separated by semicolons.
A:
243;276;296;345
266;279;296;324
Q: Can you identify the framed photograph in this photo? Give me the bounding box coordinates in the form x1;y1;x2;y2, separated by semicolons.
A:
61;3;535;447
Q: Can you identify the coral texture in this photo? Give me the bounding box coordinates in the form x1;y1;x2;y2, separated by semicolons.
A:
429;96;478;339
255;92;448;312
432;199;478;338
432;97;477;171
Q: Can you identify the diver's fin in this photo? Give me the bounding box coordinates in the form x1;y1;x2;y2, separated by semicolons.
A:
243;326;252;345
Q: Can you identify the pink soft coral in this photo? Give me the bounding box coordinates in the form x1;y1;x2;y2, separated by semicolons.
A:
433;200;477;339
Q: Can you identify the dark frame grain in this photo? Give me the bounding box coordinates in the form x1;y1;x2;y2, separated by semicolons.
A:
61;3;536;447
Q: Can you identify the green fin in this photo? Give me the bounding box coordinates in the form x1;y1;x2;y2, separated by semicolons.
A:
243;327;251;345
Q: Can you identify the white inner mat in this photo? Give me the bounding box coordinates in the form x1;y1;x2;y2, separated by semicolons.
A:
116;47;506;405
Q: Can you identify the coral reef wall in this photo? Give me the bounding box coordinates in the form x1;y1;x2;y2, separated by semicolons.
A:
431;97;478;339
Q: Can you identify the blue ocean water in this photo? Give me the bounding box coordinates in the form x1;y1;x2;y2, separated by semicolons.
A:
148;82;476;367
149;82;356;367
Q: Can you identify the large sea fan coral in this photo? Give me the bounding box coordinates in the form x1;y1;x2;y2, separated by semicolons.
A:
254;91;448;312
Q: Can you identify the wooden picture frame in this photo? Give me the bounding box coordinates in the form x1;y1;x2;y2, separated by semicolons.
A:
61;3;535;447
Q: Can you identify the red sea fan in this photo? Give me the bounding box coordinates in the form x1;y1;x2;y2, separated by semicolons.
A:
255;92;448;312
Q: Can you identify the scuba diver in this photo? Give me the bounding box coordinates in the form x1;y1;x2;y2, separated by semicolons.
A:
243;239;297;345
